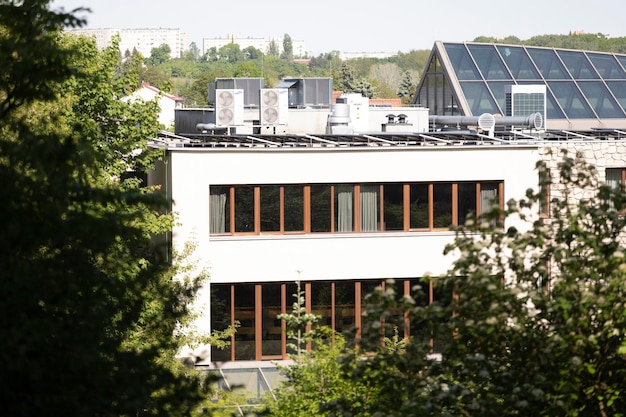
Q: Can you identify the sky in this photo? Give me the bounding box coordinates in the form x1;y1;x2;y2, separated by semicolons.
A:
51;0;626;56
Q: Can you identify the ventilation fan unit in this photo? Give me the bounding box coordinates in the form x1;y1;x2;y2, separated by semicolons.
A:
215;89;244;126
259;88;288;125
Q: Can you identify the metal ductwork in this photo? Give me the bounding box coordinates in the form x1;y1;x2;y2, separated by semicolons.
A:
429;112;543;130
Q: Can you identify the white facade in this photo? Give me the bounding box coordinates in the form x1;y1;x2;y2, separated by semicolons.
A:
161;145;538;284
65;28;187;58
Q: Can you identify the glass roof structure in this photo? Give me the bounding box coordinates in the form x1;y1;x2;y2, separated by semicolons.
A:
413;41;626;130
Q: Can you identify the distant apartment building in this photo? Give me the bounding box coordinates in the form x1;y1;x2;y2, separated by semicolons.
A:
202;33;306;57
65;28;187;59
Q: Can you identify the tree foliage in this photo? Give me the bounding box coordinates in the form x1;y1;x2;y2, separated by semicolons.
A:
0;1;210;415
320;151;626;417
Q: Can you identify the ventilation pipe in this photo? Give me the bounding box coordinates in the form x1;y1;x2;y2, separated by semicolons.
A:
429;112;543;130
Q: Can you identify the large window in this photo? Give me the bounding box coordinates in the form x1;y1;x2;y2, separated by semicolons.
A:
211;278;454;361
210;181;504;235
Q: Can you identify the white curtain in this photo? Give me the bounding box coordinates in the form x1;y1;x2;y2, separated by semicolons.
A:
480;184;498;224
360;185;379;232
210;192;227;233
337;185;353;232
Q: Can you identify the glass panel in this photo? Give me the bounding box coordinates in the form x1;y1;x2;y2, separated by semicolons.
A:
209;186;230;233
234;186;254;233
210;284;232;362
548;81;596;118
467;44;511;80
335;281;355;334
432;282;453;353
459;82;500;115
260;185;280;232
527;48;570;79
310;184;331;233
458;182;477;226
383;183;404;231
361;280;383;332
234;284;255;361
606;168;623;190
577;81;625;118
616;55;626;72
606;81;626;111
335;185;354;232
262;283;282;356
433;183;452;229
557;50;599;79
360;184;379;232
486;81;511;115
587;53;626;79
409;279;431;347
444;43;480;80
284;185;304;232
497;45;541;80
311;281;333;330
480;182;500;226
409;183;428;229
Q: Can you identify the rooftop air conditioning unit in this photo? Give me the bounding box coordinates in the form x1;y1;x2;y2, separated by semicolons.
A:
260;88;288;125
215;89;244;125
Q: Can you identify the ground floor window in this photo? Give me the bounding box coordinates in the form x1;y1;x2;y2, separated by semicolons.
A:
210;278;453;362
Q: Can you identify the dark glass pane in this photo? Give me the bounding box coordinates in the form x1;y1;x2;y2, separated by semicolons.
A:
335;281;355;333
486;81;511;115
310;184;331;232
383;183;404;231
284;185;304;231
260;186;280;232
587;53;626;79
444;43;480;80
361;280;383;332
234;186;254;233
557;50;599;79
433;183;452;229
548;81;596;118
577;81;625;118
432;282;453;353
262;283;282;356
211;284;232;362
409;184;428;229
527;48;570;79
284;282;298;356
606;81;626;112
234;284;255;360
458;182;477;226
459;82;500;115
497;45;541;79
209;186;230;234
616;55;626;72
409;279;431;347
467;44;511;80
311;281;333;330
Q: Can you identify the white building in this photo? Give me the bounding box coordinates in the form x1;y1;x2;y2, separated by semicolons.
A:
65;28;187;59
123;83;184;129
202;33;306;57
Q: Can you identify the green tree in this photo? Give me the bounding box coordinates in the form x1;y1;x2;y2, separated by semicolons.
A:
184;41;201;62
218;43;244;63
325;152;626;417
267;39;279;57
0;1;210;415
397;70;415;104
281;33;293;60
147;43;172;66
